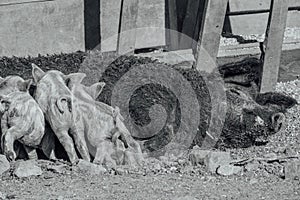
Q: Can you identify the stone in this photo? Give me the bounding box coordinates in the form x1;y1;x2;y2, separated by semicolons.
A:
204;151;232;173
152;163;162;173
76;160;107;175
263;153;278;159
249;178;259;185
188;146;211;166
173;196;197;200
170;166;177;173
115;167;127;175
0;191;6;200
47;164;67;174
284;161;300;180
217;164;242;176
14;160;43;178
245;162;260;172
0;155;10;175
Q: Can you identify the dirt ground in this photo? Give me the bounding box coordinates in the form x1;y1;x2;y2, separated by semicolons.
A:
0;80;299;200
1;171;300;200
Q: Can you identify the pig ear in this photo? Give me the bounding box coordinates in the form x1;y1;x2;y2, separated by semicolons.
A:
32;64;45;83
56;96;72;114
65;73;86;88
256;92;298;110
87;82;106;100
0;95;10;111
17;79;32;92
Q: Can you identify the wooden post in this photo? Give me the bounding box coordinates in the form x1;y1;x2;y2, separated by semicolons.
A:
195;0;229;73
260;0;289;93
166;0;179;51
179;0;202;50
117;0;139;55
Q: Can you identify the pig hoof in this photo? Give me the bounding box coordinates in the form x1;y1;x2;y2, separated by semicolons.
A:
70;158;79;166
5;151;16;161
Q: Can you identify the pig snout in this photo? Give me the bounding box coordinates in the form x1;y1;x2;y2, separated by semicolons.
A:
270;112;286;133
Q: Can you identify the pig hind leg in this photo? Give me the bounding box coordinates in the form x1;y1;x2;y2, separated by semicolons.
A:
1;127;25;161
24;145;38;160
93;140;116;169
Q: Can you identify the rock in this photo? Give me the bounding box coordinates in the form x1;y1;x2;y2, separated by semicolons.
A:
217;164;242;176
204;151;231;173
188;146;211;166
263;153;277;159
170;166;177;173
0;191;6;200
115;167;127;175
76;160;107;175
152;163;162;173
284;161;300;180
245;162;260;172
14;160;43;178
173;196;197;200
47;164;67;174
0;155;10;175
249;178;258;185
57;195;64;200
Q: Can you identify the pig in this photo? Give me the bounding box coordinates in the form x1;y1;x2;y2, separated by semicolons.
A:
0;75;32;95
66;75;143;167
0;76;56;160
92;55;298;150
31;64;88;164
32;64;143;167
216;85;297;148
0;91;45;161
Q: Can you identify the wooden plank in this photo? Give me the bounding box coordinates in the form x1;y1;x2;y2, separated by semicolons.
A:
101;0;165;52
166;0;179;51
260;0;289;93
229;0;300;12
135;0;165;49
229;0;270;12
138;49;195;65
179;0;201;50
0;0;51;6
195;0;229;73
229;11;300;36
100;0;122;52
229;13;269;35
117;0;139;55
0;0;85;57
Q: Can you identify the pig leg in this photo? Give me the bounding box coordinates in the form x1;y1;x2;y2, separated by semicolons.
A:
24;146;38;160
115;118;142;154
93;140;116;169
1;126;25;161
0;113;8;153
70;126;90;162
55;129;78;165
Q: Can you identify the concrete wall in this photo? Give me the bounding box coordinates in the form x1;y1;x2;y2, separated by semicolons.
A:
0;0;85;57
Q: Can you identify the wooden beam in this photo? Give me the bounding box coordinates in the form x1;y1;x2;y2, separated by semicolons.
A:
117;0;139;55
179;0;201;50
166;0;179;51
195;0;229;73
260;0;289;93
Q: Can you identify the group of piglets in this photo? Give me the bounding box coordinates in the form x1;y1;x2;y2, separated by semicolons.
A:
0;64;143;169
